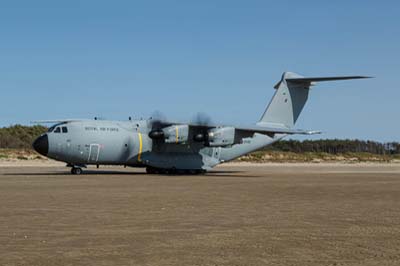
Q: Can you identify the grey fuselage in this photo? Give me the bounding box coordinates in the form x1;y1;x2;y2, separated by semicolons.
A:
40;119;282;170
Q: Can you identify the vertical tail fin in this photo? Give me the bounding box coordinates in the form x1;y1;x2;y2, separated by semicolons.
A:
258;72;370;128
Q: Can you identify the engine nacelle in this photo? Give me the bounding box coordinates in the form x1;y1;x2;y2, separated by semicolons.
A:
207;127;235;147
163;125;189;144
193;133;207;142
148;129;164;139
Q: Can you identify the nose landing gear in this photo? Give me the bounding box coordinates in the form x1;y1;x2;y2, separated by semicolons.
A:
71;167;83;175
67;164;86;175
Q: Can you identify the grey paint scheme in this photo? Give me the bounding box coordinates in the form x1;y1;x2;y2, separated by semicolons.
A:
260;72;309;128
37;72;369;171
46;119;279;170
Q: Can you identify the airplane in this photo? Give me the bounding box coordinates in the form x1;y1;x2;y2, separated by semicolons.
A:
32;72;370;175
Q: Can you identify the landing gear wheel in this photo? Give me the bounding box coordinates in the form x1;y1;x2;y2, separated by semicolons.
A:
71;167;83;175
189;169;197;175
176;169;186;175
162;169;170;175
185;169;206;175
146;167;156;174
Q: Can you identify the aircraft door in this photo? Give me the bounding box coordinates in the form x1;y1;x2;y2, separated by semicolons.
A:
88;144;100;163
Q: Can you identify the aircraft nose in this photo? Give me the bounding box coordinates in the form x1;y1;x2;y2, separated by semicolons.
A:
33;134;48;156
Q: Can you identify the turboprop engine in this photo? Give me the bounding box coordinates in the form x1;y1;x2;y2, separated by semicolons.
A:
149;125;189;144
207;127;235;147
193;127;235;147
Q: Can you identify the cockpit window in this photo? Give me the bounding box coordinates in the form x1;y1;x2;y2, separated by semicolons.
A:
47;122;69;133
62;127;68;133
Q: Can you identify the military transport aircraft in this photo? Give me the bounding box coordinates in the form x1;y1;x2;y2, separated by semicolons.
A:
32;72;370;175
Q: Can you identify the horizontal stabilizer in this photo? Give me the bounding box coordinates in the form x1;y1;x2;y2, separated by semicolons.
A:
286;76;372;83
274;73;372;89
264;72;372;128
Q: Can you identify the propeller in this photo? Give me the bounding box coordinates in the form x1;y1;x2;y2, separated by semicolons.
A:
191;112;212;127
191;112;213;142
149;111;167;128
148;111;167;139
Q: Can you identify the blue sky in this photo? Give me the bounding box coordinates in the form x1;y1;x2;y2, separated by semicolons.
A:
0;1;399;141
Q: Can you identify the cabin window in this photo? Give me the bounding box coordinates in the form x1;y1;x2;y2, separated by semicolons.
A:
54;127;61;133
62;127;68;133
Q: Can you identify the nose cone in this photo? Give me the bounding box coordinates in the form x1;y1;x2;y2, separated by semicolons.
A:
33;134;48;156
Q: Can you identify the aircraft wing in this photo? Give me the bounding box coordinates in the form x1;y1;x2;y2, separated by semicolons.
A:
154;120;320;136
234;125;321;135
150;121;321;147
31;119;90;124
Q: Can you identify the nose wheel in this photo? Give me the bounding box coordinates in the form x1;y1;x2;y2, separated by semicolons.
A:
71;167;83;175
67;164;86;175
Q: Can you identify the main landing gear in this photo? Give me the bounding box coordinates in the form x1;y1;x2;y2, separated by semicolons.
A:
146;166;206;175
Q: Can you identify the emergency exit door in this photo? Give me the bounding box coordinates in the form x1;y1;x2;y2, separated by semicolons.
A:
213;147;221;160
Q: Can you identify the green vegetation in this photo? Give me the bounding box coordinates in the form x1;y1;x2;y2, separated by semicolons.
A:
0;148;45;161
243;139;400;163
267;139;400;155
0;125;47;149
239;150;399;163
